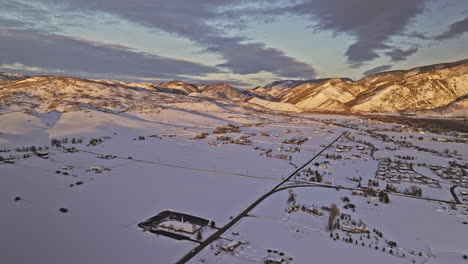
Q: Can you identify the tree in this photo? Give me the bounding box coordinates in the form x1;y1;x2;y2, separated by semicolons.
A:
287;190;296;204
210;221;216;228
383;193;390;203
315;171;322;183
328;203;339;231
196;230;203;240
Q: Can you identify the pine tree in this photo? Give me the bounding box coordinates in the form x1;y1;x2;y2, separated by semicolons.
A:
383;193;390;203
315;170;322;183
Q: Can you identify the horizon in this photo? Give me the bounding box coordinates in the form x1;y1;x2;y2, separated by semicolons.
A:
1;0;468;88
2;57;467;90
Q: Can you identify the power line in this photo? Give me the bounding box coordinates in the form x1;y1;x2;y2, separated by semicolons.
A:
76;149;289;182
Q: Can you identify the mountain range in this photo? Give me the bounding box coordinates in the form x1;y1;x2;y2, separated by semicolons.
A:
1;59;467;116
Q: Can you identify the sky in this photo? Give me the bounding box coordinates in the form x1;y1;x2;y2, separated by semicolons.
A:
1;0;468;88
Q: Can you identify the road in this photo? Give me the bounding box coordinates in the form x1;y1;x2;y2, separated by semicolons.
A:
0;109;24;115
450;185;461;204
175;131;348;264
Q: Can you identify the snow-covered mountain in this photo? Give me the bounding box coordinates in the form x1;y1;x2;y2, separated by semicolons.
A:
0;76;153;112
1;59;466;115
248;97;301;112
277;78;366;111
405;94;468;117
270;59;468;113
201;82;244;100
0;72;28;81
264;78;353;89
157;80;200;95
254;78;353;98
348;60;468;112
0;75;260;122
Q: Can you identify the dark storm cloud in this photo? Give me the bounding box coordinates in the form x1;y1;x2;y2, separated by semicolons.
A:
0;28;219;79
362;65;392;76
32;0;316;79
435;16;468;40
384;46;418;62
273;0;426;66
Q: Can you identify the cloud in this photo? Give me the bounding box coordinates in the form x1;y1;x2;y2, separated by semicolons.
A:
408;16;468;42
0;28;219;80
0;17;34;29
213;40;316;78
275;0;426;66
384;46;418;62
0;0;62;33
362;65;392;76
29;0;316;79
435;16;468;40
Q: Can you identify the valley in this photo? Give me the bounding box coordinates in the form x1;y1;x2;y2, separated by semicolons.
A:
1;59;467;264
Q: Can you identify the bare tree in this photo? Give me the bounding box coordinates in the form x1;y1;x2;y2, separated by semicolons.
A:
328;203;340;231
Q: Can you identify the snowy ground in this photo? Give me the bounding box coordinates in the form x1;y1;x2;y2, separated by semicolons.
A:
1;107;467;264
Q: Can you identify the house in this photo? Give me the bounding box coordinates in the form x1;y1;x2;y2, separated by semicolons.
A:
274;154;291;161
158;220;200;235
360;185;369;191
86;166;110;173
352;190;365;196
287;204;299;212
221;241;241;252
305;207;323;216
347;177;360;182
35;151;49;158
341;225;367;233
98;154;116;159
